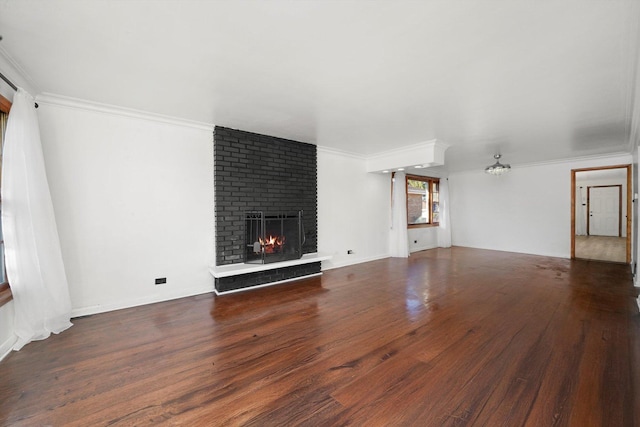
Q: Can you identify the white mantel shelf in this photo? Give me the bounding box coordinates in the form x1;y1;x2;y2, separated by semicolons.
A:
209;252;332;278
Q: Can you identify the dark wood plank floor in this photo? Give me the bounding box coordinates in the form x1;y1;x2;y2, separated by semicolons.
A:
0;247;638;426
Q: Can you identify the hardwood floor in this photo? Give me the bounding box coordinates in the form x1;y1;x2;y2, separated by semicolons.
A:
575;235;627;263
0;247;638;426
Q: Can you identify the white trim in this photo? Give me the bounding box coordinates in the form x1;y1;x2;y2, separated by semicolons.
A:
517;153;633;170
210;252;332;278
449;152;633;176
366;139;438;161
319;140;450;164
366;139;450;173
213;272;323;296
635;276;640;312
70;284;215;318
317;145;366;160
322;254;390;270
35;93;214;131
411;243;439;253
0;47;40;94
450;244;571;260
0;333;17;362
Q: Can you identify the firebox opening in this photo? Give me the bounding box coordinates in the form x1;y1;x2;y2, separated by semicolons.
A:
245;211;304;264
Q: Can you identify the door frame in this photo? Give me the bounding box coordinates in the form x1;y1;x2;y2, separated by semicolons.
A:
571;164;631;262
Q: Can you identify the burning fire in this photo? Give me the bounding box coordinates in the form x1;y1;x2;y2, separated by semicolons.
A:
258;235;286;254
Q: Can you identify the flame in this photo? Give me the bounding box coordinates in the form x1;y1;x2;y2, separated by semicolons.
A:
259;235;286;254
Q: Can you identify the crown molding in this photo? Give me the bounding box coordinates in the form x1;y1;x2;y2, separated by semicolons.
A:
515;152;632;170
366;139;450;173
36;93;214;131
317;145;366;160
365;139;437;161
0;47;40;96
449;151;633;176
318;140;453;167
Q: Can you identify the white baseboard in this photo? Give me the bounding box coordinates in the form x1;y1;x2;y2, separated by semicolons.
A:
322;254;390;270
635;276;639;311
410;244;438;253
452;243;571;260
71;285;215;318
0;333;17;362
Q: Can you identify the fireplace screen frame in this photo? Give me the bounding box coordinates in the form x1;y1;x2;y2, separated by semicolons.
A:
245;211;304;264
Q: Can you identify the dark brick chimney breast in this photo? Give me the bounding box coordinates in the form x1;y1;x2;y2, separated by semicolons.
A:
213;126;319;292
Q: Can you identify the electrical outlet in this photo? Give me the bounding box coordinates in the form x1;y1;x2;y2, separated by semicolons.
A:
155;277;167;285
347;250;353;254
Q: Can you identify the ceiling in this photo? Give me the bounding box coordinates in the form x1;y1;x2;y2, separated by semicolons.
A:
0;0;638;172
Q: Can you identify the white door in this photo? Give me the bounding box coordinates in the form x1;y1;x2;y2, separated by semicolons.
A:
589;186;620;236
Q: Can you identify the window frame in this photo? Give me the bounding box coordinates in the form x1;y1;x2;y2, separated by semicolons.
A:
0;93;11;307
405;174;440;229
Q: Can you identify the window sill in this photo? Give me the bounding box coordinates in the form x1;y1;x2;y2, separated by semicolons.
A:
408;223;440;229
0;283;12;308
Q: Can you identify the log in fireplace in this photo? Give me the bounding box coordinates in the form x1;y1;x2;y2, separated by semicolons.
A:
245;211;304;264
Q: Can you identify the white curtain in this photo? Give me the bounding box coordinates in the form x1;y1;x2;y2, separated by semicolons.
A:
437;178;452;248
2;88;72;350
389;172;409;257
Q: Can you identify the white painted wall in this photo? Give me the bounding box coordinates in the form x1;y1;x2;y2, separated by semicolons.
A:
36;96;215;316
449;154;633;259
636;148;640;301
317;148;390;269
409;227;438;253
635;149;640;305
0;302;15;361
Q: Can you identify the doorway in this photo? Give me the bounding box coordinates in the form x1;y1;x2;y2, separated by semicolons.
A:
588;185;621;236
571;165;631;263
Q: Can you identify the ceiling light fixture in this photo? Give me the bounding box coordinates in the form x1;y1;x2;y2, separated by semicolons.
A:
485;154;511;176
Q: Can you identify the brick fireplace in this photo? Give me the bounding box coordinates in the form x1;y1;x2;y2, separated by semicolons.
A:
212;126;321;293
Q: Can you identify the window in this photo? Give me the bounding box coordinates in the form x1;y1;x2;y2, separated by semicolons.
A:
406;175;439;228
0;94;11;307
